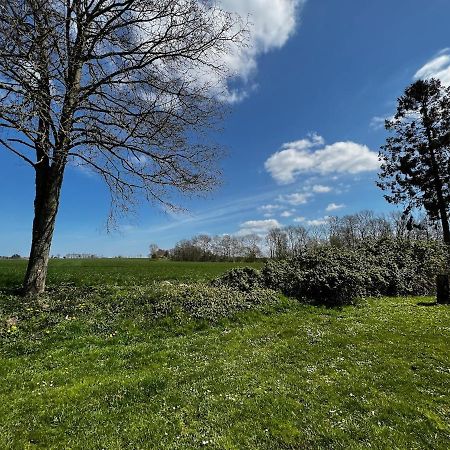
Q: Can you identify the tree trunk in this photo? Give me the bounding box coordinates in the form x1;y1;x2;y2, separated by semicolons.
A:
23;168;65;295
436;274;450;304
436;209;450;304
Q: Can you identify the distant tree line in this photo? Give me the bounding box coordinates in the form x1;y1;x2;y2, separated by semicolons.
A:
169;210;443;261
0;254;22;260
267;210;442;259
170;234;263;262
55;254;99;259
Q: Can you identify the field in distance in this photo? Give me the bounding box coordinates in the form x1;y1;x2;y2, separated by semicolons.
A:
0;258;263;288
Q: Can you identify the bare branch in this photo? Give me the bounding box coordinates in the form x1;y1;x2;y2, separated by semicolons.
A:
0;137;36;167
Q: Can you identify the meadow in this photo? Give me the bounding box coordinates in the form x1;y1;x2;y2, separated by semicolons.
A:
0;259;263;289
0;259;449;449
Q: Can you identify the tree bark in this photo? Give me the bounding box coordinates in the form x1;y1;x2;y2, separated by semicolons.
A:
23;167;65;295
440;213;450;245
436;274;450;304
22;44;81;295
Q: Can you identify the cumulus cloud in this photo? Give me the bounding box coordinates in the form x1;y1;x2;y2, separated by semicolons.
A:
326;202;345;212
237;218;282;236
414;49;450;86
312;184;332;193
280;210;295;217
218;0;304;101
265;134;380;184
293;216;306;223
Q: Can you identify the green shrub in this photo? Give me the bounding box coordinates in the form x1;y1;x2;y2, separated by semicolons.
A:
219;250;366;306
211;267;263;292
357;238;446;296
257;239;446;305
288;247;366;306
260;260;296;293
150;283;279;321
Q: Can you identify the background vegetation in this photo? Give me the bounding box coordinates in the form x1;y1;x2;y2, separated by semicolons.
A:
168;210;443;262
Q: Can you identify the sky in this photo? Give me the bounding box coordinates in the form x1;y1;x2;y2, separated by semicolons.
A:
2;0;450;257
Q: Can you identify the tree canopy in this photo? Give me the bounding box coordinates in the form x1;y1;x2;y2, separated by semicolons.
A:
378;78;450;244
0;0;246;294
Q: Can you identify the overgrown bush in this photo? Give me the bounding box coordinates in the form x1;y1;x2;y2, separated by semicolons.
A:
357;238;446;296
292;247;367;305
258;248;366;306
0;282;281;341
211;267;263;292
260;260;296;294
215;238;446;306
151;283;279;321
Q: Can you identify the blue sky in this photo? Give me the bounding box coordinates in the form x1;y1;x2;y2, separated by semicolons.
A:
2;0;450;257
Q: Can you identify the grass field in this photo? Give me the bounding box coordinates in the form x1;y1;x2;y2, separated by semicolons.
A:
0;259;263;289
1;259;449;449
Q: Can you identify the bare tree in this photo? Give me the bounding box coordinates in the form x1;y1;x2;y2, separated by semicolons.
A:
240;233;262;261
0;0;246;294
266;227;288;259
148;243;158;258
285;225;308;256
192;234;212;255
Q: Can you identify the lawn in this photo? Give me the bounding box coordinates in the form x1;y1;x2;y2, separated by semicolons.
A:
0;259;449;449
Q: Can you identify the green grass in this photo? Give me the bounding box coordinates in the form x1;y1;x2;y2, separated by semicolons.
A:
0;258;263;289
0;259;449;449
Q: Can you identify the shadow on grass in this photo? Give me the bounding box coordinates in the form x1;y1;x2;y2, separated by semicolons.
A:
416;300;438;306
0;285;23;297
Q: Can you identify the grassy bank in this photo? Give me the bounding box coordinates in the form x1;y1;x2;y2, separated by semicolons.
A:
0;260;449;449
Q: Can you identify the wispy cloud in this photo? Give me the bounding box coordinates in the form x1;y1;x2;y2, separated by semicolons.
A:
146;190;281;234
414;49;450;86
278;192;312;206
371;49;450;131
259;203;282;212
326;202;345;212
369;115;393;130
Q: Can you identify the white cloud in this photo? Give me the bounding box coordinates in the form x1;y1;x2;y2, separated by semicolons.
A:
326;202;345;212
218;0;304;101
414;49;450;86
370;116;387;130
371;49;450;130
312;184;332;193
307;217;329;226
241;219;281;229
237;218;282;236
260;204;281;212
293;216;306;223
278;192;312;205
279;133;325;151
265;135;380;184
280;210;294;217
